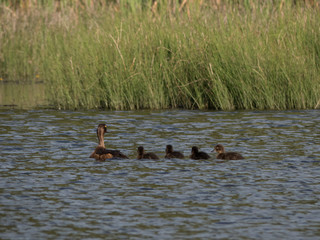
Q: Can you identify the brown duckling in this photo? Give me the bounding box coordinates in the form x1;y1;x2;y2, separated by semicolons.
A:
137;146;159;160
165;145;184;159
190;146;210;160
90;124;128;160
213;144;244;160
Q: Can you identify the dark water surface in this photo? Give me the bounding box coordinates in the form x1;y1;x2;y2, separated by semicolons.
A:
1;110;320;239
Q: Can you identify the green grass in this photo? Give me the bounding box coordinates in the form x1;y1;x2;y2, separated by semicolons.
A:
1;1;320;110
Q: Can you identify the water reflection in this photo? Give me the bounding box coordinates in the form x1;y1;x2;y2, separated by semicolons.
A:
0;81;46;109
0;110;319;239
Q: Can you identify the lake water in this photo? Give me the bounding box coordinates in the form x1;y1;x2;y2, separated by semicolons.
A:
0;81;46;109
1;109;319;239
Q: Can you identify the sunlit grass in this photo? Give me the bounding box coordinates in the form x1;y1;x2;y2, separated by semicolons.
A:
0;1;319;110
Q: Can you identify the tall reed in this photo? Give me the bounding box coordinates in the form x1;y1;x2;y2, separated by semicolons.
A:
1;1;319;110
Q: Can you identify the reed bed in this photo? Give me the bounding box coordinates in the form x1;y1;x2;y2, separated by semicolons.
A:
1;0;320;110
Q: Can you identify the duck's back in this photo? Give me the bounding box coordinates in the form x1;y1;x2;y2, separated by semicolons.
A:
104;149;128;159
139;152;159;160
191;151;210;160
165;151;184;159
91;146;128;159
90;146;113;160
217;152;244;160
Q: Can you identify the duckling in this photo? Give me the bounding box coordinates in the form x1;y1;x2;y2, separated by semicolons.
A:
213;144;244;160
137;146;159;160
164;145;184;159
190;146;210;160
90;124;128;160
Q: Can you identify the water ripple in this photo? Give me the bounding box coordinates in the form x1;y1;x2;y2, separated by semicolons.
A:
0;110;320;239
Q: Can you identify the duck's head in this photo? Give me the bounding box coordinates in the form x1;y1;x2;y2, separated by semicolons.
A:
214;144;225;154
191;146;199;154
97;124;107;135
137;146;145;155
166;145;173;153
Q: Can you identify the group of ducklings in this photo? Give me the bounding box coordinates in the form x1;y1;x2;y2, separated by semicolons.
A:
90;124;244;161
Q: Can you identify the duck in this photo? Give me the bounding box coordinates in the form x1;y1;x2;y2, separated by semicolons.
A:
164;145;184;159
213;144;244;160
89;124;128;160
190;146;210;160
137;146;159;160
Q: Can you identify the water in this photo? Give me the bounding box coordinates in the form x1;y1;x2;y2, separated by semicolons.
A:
1;109;319;239
0;81;47;109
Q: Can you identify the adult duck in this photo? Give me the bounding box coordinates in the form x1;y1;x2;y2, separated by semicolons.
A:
90;124;128;160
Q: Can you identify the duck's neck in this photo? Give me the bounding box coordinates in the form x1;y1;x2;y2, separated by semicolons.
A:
97;129;105;148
